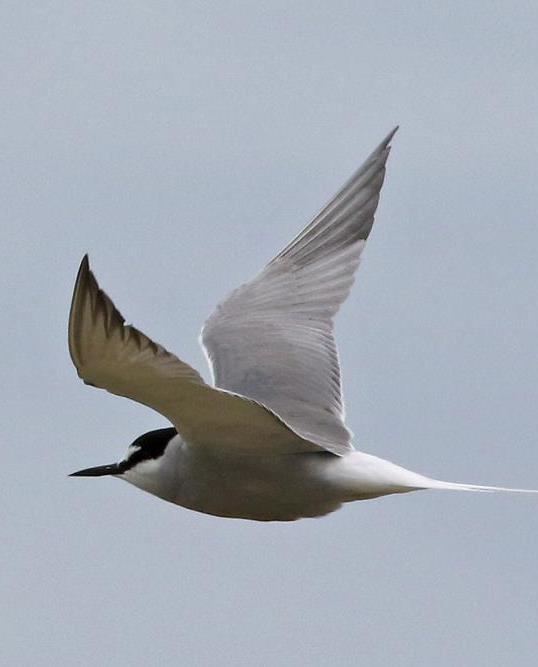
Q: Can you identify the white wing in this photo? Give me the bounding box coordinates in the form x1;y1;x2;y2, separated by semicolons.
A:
69;256;321;455
201;128;397;456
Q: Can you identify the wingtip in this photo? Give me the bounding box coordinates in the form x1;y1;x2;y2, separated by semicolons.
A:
364;126;399;164
382;125;399;146
73;254;91;284
69;254;94;369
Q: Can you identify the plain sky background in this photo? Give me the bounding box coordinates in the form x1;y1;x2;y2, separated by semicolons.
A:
2;2;538;665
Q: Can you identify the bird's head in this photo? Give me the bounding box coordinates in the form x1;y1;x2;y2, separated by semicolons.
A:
70;427;179;497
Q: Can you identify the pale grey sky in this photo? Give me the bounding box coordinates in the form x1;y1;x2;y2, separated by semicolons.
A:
2;2;538;665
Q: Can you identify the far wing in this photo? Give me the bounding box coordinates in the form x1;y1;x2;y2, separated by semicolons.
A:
69;256;319;455
201;129;397;456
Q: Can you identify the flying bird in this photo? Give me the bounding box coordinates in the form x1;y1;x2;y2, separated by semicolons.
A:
69;128;537;521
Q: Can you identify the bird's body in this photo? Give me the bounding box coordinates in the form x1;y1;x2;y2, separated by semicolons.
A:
121;432;428;521
69;128;538;520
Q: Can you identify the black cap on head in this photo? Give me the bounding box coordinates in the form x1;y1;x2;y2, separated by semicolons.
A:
124;427;177;469
69;427;178;478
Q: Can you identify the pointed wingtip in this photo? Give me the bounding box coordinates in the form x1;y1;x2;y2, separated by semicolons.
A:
382;125;399;147
69;254;94;370
74;254;91;284
364;126;399;166
73;255;92;299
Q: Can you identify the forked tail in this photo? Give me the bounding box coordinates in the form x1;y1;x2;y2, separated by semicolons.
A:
341;452;538;497
425;479;538;494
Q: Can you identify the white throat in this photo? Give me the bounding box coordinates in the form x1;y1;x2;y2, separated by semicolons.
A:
120;434;183;501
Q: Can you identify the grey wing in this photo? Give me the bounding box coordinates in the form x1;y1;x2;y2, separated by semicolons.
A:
69;256;321;455
201;128;397;456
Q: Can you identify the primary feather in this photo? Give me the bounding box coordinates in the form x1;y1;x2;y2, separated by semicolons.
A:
68;256;321;455
201;127;398;455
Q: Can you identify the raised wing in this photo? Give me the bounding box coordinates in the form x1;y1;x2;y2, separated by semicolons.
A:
69;256;320;455
201;128;397;456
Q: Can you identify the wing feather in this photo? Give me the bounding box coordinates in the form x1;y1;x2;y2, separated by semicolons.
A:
201;128;397;455
69;256;319;455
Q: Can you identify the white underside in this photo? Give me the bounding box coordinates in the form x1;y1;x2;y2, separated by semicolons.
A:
119;436;538;522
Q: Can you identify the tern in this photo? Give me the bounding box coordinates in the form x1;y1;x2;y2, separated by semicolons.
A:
69;128;537;521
